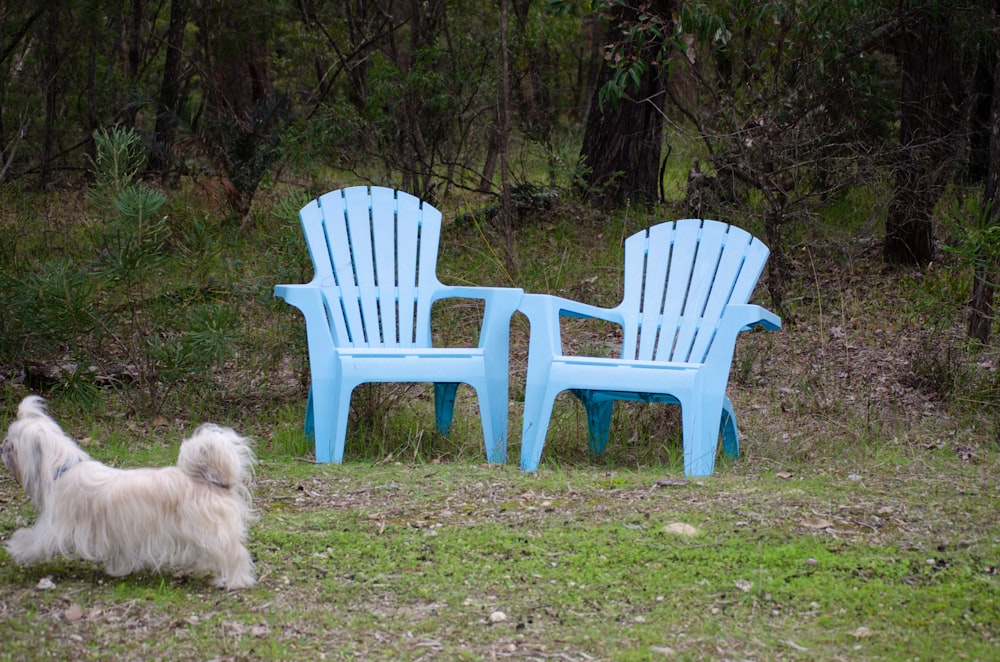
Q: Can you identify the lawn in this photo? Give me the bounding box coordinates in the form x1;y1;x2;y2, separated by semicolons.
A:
2;455;997;660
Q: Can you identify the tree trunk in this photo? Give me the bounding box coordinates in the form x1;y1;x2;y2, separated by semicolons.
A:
884;2;964;264
39;3;61;189
498;0;515;273
577;0;675;208
149;0;188;175
968;20;1000;344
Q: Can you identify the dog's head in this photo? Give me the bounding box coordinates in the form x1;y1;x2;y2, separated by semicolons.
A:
3;396;89;507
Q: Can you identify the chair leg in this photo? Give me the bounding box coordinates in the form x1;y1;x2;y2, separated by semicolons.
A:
573;390;614;455
304;385;315;438
476;377;509;464
681;394;723;477
433;383;460;436
520;384;559;472
311;380;354;464
721;396;739;459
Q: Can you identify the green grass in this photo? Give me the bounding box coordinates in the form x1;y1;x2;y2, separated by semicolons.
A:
2;460;998;660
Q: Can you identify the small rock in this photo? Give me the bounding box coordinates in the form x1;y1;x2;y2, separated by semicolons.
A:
36;577;56;590
64;604;84;622
663;522;699;536
489;610;508;623
799;517;835;530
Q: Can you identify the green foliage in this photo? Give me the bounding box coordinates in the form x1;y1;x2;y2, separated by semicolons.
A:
0;126;240;414
87;125;149;212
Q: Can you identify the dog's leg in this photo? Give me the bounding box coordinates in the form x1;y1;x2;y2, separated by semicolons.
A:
209;542;256;590
5;526;56;565
103;556;141;577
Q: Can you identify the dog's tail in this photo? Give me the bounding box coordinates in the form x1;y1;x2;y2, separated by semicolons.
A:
17;395;50;419
177;424;255;501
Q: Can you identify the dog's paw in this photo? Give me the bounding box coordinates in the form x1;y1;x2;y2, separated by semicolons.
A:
213;568;257;590
5;528;47;565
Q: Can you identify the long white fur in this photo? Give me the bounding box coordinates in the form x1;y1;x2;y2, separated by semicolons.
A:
2;396;256;589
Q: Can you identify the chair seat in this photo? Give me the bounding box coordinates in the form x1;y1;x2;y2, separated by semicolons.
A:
551;355;703;370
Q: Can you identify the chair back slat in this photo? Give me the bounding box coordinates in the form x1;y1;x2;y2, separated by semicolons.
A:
411;192;445;347
392;189;422;347
367;187;400;346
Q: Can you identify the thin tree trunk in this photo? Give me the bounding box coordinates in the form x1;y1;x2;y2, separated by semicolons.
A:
40;3;61;189
479;111;500;193
969;24;1000;344
498;0;515;273
149;0;188;175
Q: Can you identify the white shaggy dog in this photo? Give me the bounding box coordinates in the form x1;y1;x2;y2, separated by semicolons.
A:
2;396;256;589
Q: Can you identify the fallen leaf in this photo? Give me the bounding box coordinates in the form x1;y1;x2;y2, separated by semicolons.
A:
799;517;834;530
654;478;691;488
663;522;699;536
849;626;873;638
650;645;676;656
36;577;56;590
775;471;794;479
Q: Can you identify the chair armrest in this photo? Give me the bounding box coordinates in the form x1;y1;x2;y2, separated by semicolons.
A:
274;283;321;316
274;283;336;357
735;304;781;332
519;293;623;325
702;303;781;376
717;304;782;340
519;293;624;359
435;286;523;350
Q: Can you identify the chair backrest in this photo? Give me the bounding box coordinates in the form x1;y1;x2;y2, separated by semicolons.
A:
299;186;444;348
619;219;769;363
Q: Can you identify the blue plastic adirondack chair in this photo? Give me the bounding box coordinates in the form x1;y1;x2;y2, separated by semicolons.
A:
518;219;780;477
274;186;522;464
